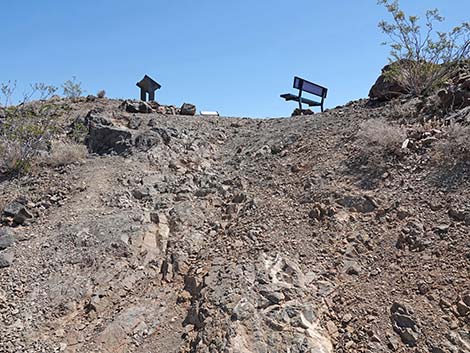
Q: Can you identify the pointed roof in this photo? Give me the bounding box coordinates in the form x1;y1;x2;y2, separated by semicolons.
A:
136;75;161;92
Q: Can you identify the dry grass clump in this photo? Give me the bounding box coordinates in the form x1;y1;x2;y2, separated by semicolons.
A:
357;118;407;156
435;124;470;165
41;141;88;167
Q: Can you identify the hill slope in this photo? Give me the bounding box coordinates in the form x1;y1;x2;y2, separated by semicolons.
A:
1;98;469;353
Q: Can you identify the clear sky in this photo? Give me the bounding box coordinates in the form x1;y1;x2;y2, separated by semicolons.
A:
1;0;469;117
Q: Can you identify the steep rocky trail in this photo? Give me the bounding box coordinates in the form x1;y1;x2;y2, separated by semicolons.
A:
1;99;469;353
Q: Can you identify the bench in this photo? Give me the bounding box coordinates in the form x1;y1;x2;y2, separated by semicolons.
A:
280;76;328;112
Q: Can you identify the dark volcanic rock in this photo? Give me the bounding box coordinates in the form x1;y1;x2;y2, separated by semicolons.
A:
2;201;33;225
291;108;314;117
87;124;133;155
0;253;13;268
337;195;377;213
120;100;154;114
369;62;408;101
0;229;15;250
180;103;196;116
390;302;420;347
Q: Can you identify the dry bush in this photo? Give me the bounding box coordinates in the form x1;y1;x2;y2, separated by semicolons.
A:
41;141;88;167
0;142;28;174
435;124;470;164
97;90;106;99
357;119;407;157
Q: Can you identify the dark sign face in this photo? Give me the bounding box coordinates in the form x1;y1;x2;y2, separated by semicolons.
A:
137;76;161;92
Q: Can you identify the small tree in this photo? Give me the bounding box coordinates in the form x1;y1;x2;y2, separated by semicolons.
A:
378;0;470;95
62;76;83;98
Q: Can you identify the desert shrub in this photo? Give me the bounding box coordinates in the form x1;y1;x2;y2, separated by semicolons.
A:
39;141;87;167
62;76;83;98
378;0;470;95
1;80;17;106
357;119;407;162
0;141;28;174
0;103;63;175
69;121;89;143
1;81;58;106
97;90;106;99
31;83;58;100
435;124;470;165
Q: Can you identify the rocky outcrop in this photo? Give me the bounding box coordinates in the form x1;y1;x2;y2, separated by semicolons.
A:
87;123;133;155
182;254;333;353
369;62;408;101
120;100;154;114
438;61;470;111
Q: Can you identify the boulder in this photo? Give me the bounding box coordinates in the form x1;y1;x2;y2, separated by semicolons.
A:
87;124;133;155
120;100;154;114
0;229;15;250
369;62;408;101
180;103;196;116
291;108;314;117
2;201;33;225
84;110;113;127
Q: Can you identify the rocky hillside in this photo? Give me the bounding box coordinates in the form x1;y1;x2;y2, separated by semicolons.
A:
0;93;469;353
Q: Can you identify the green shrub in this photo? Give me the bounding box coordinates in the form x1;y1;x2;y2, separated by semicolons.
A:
0;103;63;175
62;76;83;98
378;0;470;95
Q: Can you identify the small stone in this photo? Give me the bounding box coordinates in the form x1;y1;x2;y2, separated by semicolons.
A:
342;313;353;324
434;224;450;234
456;301;470;317
232;193;247;204
0;229;15;250
463;294;470;307
448;208;468;222
344;260;361;275
337;195;377;213
325;321;339;339
430;347;446;353
232;298;255;321
260;289;284;304
0;253;14;268
396;207;412;220
132;186;156;200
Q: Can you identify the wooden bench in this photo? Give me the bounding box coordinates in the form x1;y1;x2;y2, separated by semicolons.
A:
280;76;328;112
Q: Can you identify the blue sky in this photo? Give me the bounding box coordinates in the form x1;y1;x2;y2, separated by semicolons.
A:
1;0;469;117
